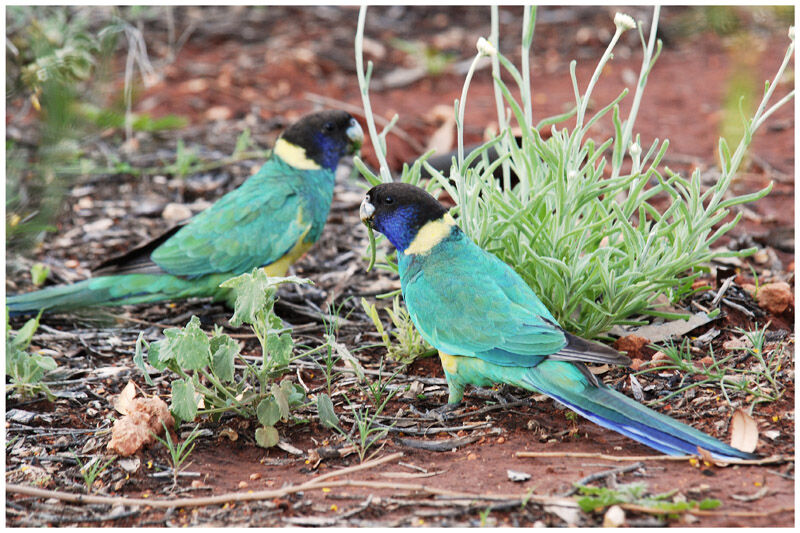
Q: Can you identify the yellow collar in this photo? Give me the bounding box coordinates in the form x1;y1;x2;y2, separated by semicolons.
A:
405;213;456;255
273;138;321;170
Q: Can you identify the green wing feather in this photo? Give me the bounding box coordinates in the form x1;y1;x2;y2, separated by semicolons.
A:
152;161;313;277
399;229;567;367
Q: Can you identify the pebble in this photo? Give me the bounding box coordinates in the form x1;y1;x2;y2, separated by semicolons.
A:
756;282;793;314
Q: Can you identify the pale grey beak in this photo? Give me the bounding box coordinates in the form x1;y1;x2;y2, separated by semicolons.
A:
359;197;375;224
347;119;364;153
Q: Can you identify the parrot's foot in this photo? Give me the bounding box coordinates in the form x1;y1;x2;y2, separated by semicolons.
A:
471;384;520;406
426;402;463;422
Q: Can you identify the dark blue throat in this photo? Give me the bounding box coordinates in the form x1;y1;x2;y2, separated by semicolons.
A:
313;133;345;171
375;206;423;253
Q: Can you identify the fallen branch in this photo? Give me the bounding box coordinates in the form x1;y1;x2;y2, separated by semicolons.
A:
562;462;645;496
7;451;580;513
7;451;404;509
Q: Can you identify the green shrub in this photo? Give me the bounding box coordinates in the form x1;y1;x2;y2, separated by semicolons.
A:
355;7;794;338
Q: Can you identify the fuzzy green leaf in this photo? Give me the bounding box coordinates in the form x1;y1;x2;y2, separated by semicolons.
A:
220;268;311;327
271;382;290;420
171;378;199;423
210;334;238;383
316;393;340;429
256;397;281;427
255;425;280;448
173;316;211;370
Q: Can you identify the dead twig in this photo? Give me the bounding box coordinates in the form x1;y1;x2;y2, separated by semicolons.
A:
7;451;403;509
561;462;645;496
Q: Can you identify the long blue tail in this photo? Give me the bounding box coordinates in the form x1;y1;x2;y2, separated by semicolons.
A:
521;360;757;461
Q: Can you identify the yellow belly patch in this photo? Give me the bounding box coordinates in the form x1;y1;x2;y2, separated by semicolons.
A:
439;351;459;375
262;228;313;277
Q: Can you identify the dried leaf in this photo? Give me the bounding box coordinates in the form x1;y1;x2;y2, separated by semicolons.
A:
730;409;759;453
114;381;137;415
107;396;174;457
219;427;238;442
610;312;713;343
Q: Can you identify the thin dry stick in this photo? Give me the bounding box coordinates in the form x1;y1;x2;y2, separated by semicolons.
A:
7;452;404;509
516;451;794;465
7;453;581;511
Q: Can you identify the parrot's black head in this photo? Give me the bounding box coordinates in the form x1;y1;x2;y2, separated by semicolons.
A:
360;183;452;254
277;110;363;171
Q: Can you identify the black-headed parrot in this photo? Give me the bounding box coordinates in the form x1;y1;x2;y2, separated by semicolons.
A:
360;182;756;461
8;110;363;314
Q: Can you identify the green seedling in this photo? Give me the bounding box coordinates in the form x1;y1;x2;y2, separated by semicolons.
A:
72;452;116;494
152;423;202;487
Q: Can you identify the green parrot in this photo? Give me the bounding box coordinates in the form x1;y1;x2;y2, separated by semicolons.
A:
360;182;756;460
7;110;363;315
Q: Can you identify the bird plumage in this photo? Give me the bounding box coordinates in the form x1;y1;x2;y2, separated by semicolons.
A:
360;182;756;460
8;110;363;314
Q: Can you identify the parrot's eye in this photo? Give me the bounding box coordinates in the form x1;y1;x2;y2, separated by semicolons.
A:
322;121;335;132
384;196;394;205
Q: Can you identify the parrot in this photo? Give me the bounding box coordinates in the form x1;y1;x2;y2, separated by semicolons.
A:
359;182;756;460
7;110;363;315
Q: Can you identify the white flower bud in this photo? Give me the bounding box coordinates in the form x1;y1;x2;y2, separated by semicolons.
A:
614;12;636;33
629;142;641;157
790;26;795;42
476;37;497;58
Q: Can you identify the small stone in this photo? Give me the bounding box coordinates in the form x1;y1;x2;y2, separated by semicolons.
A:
756;282;793;314
467;453;478;460
651;351;670;362
249;472;262;481
603;504;626;527
191;480;204;488
630;358;644;371
753;249;770;264
238;481;248;489
496;436;505;444
162;203;193;222
741;283;757;297
206;106;232;121
614;335;649;358
699;356;714;367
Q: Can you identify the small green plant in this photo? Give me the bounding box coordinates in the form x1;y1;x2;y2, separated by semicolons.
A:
72;453;116;494
135;270;326;448
316;392;394;463
5;311;57;399
576;482;720;517
363;358;402;408
354;6;795;339
478;506;493;527
29;263;50;286
639;325;786;408
344;400;393;463
152;423;202;487
361;296;432;363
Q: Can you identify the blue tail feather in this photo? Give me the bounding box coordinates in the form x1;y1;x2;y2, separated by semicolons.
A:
521;361;757;461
